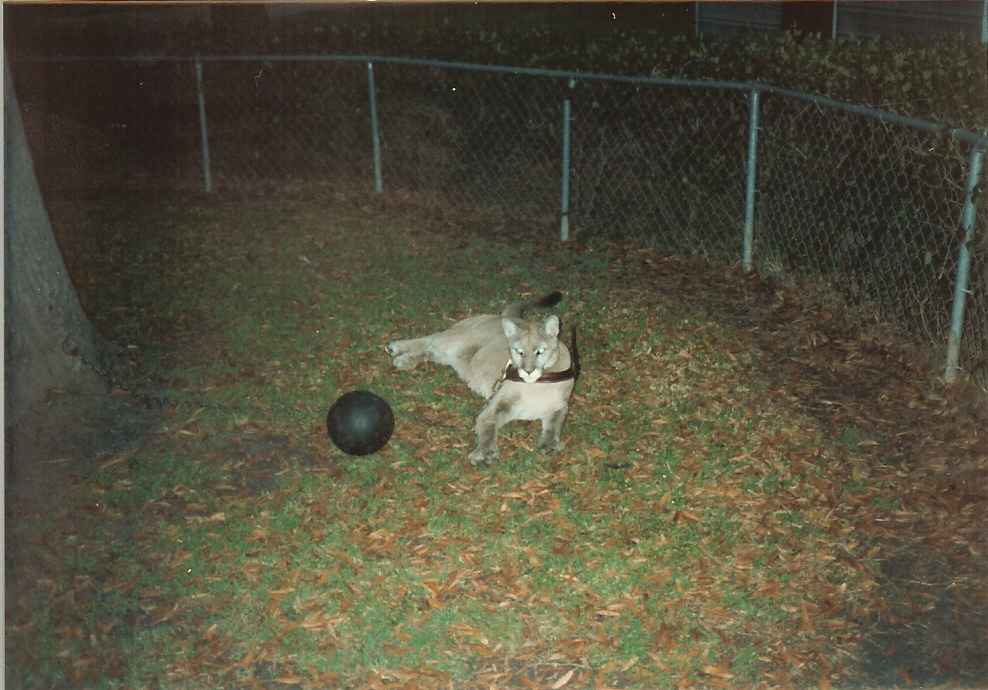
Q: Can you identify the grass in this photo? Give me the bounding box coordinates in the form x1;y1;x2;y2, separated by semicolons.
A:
6;187;981;689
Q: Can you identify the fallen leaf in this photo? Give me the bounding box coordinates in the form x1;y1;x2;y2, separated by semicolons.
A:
151;604;179;626
550;668;576;689
274;676;304;685
800;602;814;633
673;510;701;524
702;665;734;679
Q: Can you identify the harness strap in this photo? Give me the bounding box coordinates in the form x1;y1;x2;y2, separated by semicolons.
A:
504;325;581;384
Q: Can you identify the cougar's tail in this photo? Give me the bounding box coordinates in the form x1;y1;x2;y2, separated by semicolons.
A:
501;291;563;319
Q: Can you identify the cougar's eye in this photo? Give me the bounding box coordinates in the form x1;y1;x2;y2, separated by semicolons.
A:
536;347;545;356
513;347;524;356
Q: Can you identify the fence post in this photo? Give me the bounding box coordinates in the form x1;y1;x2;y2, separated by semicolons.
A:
742;88;761;272
559;78;575;242
194;57;213;193
367;61;383;194
944;143;986;383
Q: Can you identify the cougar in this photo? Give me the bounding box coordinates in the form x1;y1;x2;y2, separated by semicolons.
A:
386;292;579;465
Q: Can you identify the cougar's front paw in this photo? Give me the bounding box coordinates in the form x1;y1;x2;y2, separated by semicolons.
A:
537;437;563;454
469;446;498;466
392;354;419;370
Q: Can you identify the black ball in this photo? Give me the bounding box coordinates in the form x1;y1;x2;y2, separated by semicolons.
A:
326;390;394;456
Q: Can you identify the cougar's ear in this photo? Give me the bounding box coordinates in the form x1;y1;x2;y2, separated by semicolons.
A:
502;317;520;339
543;315;560;338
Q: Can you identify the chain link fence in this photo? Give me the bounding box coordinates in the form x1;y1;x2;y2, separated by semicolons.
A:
12;54;988;384
570;80;751;259
758;98;982;351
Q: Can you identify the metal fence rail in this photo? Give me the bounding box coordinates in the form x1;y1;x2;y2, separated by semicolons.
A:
12;53;988;383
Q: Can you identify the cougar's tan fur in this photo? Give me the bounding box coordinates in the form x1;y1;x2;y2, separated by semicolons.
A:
386;292;574;465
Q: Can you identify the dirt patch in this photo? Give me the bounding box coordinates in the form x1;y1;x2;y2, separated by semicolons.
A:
4;385;165;669
220;433;323;496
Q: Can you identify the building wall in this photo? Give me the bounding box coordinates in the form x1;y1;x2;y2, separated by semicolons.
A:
835;0;986;43
698;0;987;44
696;1;783;37
265;3;695;39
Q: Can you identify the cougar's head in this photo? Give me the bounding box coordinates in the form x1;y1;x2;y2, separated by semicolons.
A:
502;315;560;383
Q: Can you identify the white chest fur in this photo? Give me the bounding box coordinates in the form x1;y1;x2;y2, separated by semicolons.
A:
494;378;575;422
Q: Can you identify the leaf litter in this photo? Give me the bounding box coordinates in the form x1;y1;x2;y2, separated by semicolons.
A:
6;187;987;689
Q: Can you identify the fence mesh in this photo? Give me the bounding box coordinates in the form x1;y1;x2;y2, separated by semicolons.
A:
11;55;987;382
375;65;561;220
758;96;976;346
569;81;749;258
202;60;370;191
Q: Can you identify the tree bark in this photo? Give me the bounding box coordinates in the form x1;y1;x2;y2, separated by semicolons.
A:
5;58;107;425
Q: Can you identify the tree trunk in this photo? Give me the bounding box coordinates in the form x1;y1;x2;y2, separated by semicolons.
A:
4;58;107;425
